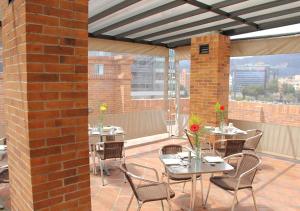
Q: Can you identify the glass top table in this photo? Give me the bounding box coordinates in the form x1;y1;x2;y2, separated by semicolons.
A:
160;154;234;211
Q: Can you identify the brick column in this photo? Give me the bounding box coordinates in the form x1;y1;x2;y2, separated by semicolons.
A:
1;0;91;210
190;33;230;125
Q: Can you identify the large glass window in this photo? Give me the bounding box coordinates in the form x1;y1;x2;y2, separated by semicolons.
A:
230;54;300;104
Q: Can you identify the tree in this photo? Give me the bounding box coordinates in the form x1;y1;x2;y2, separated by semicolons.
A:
266;79;279;93
281;83;295;95
296;90;300;103
241;85;265;100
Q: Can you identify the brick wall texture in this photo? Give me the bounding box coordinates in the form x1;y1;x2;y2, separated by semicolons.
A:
190;33;230;126
1;0;91;210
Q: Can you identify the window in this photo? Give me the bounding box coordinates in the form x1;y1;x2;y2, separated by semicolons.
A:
230;54;300;104
95;64;104;76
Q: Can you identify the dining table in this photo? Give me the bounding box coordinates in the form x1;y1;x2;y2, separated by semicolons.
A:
160;153;234;211
205;125;247;139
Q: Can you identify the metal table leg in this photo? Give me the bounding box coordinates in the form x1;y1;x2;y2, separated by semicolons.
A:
189;174;197;210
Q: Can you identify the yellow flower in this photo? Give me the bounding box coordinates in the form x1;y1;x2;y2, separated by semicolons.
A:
189;114;201;126
100;103;107;112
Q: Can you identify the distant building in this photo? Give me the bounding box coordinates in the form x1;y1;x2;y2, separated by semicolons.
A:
278;75;300;90
231;63;277;92
131;55;165;99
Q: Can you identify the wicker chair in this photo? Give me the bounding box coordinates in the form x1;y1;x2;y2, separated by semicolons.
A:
120;163;175;211
184;129;212;152
205;153;261;211
243;129;263;152
96;141;124;186
159;144;202;193
0;165;8;210
0;138;6;145
214;139;245;158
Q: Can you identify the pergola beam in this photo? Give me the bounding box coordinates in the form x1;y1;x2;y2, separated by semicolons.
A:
135;1;300;41
88;0;142;24
183;0;259;29
92;0;186;35
88;33;167;48
153;21;241;44
223;15;300;36
246;7;300;23
136;15;225;40
230;0;300;17
167;15;300;48
115;0;247;37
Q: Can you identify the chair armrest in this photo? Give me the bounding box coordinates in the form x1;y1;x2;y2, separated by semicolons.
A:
239;160;261;180
235;159;261;190
127;171;161;185
246;129;257;133
128;163;160;182
223;153;243;161
0;165;8;170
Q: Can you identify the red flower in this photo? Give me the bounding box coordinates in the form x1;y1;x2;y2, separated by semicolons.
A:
190;124;200;132
220;105;225;111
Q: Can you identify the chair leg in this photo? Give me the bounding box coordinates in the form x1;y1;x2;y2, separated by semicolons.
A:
99;159;105;186
182;182;186;193
126;194;134;211
167;199;172;211
137;201;143;211
160;200;164;211
251;188;258;211
92;151;96;175
231;190;238;211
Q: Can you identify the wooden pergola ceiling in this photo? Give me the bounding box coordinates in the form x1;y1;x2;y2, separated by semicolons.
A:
88;0;300;48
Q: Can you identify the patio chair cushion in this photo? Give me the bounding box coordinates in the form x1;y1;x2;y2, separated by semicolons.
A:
168;173;201;181
136;183;175;203
210;176;252;191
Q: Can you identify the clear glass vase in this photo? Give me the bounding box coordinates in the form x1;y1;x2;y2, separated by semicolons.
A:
219;121;226;133
195;142;201;161
98;123;103;133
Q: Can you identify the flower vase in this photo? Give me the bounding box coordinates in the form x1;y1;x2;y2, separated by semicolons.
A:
219;121;226;133
98;123;103;133
195;146;201;160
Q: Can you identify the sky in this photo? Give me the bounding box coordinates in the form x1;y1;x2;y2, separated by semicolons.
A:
231;23;300;39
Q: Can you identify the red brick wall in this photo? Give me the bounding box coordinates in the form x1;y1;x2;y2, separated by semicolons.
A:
228;101;300;127
88;55;133;116
1;0;91;210
190;33;230;125
0;72;4;136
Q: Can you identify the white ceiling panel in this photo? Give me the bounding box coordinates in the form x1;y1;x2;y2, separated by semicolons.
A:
255;12;300;24
89;0;124;18
222;0;276;13
89;0;175;33
125;12;217;39
147;19;234;41
240;1;300;19
100;4;199;35
196;0;226;5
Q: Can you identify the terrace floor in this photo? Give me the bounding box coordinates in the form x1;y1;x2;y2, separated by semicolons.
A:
91;139;300;211
0;139;299;211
